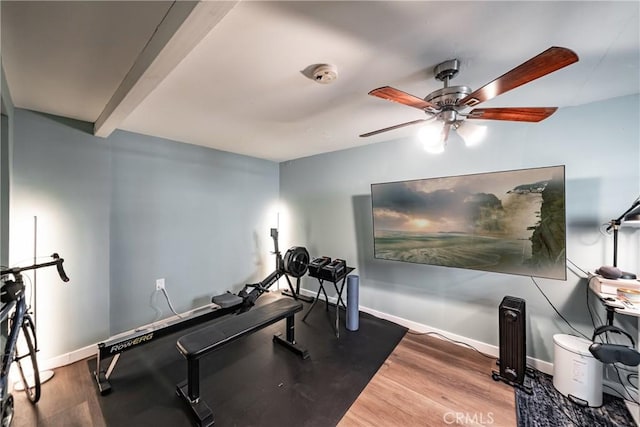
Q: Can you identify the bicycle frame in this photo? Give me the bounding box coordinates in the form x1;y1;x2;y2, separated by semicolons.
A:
1;285;30;400
0;254;69;426
0;274;30;427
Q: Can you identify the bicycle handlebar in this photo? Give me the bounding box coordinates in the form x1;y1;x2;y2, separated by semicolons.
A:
0;253;70;282
53;253;70;282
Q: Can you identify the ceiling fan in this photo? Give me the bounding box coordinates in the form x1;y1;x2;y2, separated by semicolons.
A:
360;46;579;150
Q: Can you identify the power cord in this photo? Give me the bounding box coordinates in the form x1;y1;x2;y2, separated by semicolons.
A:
585;276;606;332
566;258;604;329
160;287;183;319
612;362;639;404
530;275;590;340
567;258;640;403
149;285;184;321
591;315;640;402
409;326;548;380
566;258;589;278
628;372;638;385
411;259;639;404
407;330;497;361
149;292;164;323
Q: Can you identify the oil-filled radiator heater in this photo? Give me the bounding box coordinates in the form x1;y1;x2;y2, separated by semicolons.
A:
491;296;533;393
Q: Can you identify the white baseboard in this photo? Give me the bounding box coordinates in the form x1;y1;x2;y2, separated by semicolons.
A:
40;344;97;371
42;289;566;380
41;287;637;423
296;288;554;375
39;304;222;370
7;343;97;388
360;303;554;376
40;294;552;378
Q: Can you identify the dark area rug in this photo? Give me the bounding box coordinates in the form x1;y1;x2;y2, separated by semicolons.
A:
516;371;635;426
88;293;407;427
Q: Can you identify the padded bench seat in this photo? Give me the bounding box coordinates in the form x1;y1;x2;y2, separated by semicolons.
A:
176;297;309;426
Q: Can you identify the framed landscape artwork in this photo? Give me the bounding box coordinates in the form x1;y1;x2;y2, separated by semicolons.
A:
371;165;566;280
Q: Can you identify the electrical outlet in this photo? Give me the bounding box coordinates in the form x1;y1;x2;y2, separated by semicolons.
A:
156;278;165;291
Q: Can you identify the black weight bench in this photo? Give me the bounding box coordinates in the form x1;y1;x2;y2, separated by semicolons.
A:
176;297;309;426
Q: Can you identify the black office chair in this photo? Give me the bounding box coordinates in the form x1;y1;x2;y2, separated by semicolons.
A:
589;325;640;366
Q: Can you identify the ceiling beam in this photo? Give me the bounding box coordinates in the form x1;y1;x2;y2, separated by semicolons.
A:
94;1;237;138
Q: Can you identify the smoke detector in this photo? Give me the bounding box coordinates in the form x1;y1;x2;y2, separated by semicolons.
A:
312;64;338;84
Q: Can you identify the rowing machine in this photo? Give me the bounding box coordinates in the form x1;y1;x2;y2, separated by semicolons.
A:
93;228;310;394
235;228;312;306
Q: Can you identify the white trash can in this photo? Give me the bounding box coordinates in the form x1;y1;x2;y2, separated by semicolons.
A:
552;334;603;407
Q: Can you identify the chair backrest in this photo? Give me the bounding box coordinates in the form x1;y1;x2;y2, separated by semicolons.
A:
589;325;640;366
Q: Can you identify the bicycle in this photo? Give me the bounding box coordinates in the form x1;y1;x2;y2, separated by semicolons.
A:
0;253;69;427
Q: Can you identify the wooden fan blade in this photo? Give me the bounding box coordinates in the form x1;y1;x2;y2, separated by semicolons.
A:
459;47;578;107
360;119;429;137
467;107;558;122
369;86;436;110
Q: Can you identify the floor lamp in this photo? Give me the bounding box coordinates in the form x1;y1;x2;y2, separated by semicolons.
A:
606;198;640;425
14;216;54;391
606;196;640;269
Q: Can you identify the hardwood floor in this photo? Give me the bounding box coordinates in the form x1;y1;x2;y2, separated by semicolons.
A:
11;360;105;427
339;332;516;427
10;332;515;426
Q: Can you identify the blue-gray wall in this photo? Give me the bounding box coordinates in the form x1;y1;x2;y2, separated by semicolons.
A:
280;94;640;363
7;95;640;365
1;60;13;352
1;60;13;269
108;129;279;333
10;109;279;358
1;114;8;271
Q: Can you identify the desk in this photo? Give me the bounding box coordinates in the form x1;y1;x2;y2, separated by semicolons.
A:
589;274;640;424
303;267;355;338
589;274;640;318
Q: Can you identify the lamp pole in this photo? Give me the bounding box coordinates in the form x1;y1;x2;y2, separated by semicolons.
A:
607;197;640;268
611;219;620;267
604;197;640;423
33;216;37;327
16;215;56;390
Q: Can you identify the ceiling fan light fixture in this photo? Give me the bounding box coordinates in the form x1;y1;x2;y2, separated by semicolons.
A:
441;109;457;124
418;123;445;154
456;122;487;147
361;47;579;148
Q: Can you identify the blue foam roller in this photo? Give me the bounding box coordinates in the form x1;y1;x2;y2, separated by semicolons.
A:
346;275;359;331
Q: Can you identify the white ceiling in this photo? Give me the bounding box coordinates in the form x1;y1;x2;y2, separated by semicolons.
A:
2;1;639;162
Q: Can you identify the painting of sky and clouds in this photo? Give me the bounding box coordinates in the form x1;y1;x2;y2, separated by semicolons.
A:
371;166;566;280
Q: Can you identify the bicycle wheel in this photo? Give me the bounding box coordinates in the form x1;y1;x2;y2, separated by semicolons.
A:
14;317;41;403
